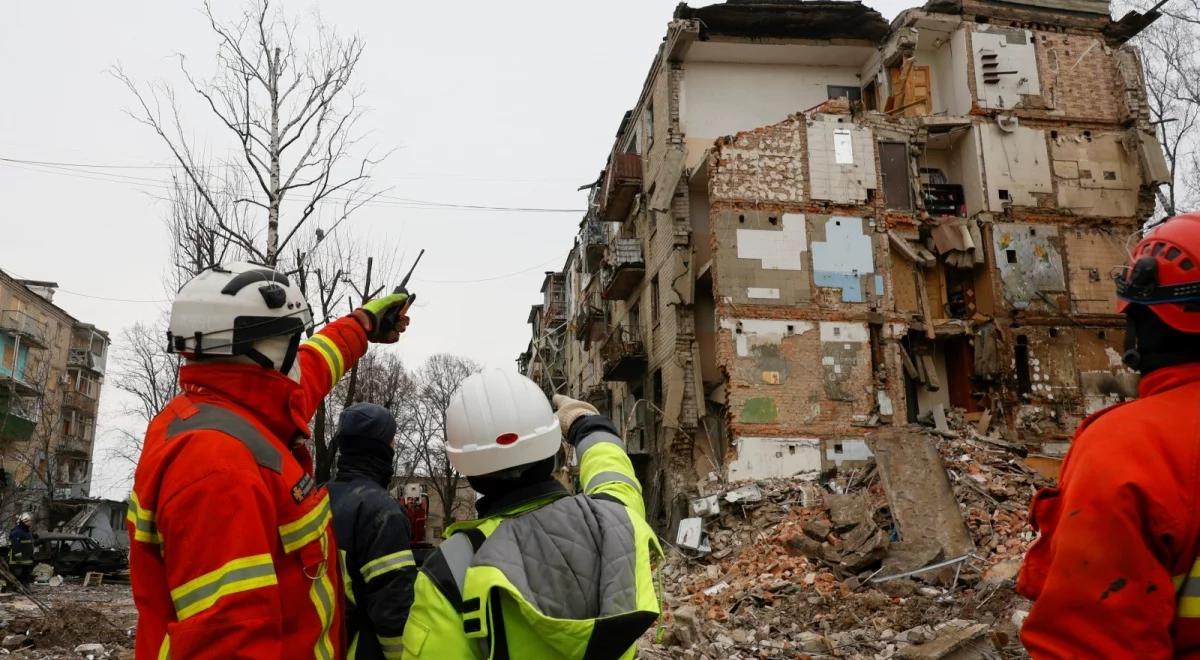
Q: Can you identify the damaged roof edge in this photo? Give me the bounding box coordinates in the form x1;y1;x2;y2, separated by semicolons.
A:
674;1;890;43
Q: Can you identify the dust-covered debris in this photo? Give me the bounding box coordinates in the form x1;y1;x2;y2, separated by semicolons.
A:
0;581;134;659
640;415;1051;659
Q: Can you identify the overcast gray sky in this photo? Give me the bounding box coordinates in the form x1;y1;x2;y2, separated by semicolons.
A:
0;0;911;498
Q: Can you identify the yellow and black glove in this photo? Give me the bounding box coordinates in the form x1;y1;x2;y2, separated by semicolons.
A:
352;292;411;344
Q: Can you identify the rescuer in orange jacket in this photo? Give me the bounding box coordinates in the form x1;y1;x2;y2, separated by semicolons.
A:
1018;212;1200;657
127;262;411;660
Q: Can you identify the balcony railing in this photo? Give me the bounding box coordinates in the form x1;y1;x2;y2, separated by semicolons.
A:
0;310;49;349
61;390;98;414
67;348;104;373
601;325;648;382
599;153;643;222
582;216;607;272
602;239;646;301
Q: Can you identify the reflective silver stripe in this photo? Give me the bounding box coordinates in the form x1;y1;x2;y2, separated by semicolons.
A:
279;497;331;552
585;470;640;494
378;634;405;657
576;431;624;457
312;574;335;660
361;550;416;583
439;534;477;596
1181;577;1200;599
171;560;277;618
166;404;283;473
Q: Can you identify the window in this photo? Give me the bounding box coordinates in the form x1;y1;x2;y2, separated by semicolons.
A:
645;101;654;147
827;85;862;103
651;275;660;325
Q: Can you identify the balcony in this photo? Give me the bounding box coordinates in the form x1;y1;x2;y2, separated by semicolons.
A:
58;430;92;456
61;390;98;415
573;304;605;343
540;273;568;324
583;384;610;414
0;400;37;442
0;310;49;349
0;370;41;397
601;325;647;382
602;239;646;301
67;348;104;374
599;153;643;222
582;215;607;272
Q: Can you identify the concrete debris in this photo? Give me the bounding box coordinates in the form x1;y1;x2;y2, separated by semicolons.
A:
676;517;711;555
723;484;763;504
896;621;991;659
31;565;53;584
691;495;721;517
640;413;1047;659
0;581;134;659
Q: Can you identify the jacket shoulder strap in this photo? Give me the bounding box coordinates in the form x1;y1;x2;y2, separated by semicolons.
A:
165;402;284;473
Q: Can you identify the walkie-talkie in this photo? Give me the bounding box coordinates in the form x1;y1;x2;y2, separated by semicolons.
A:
380;249;424;334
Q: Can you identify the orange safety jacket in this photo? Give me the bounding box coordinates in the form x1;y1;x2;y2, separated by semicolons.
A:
127;316;368;660
1018;363;1200;658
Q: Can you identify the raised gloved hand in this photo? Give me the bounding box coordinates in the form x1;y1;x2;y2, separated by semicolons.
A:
551;394;599;441
352;292;411;343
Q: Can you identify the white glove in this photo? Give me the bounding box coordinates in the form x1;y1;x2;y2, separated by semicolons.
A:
551;394;599;438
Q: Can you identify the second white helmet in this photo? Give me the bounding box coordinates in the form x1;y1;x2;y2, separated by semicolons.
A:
168;262;312;377
445;370;562;477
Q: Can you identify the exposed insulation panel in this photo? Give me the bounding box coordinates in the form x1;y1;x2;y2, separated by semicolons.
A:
806;116;877;203
978;123;1052;211
972;27;1040;111
810;216;877;303
1063;229;1128;314
992;223;1065;310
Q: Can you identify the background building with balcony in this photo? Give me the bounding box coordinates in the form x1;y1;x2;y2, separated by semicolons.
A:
0;270;109;515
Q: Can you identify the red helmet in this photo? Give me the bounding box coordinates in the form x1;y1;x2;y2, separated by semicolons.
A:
1116;212;1200;333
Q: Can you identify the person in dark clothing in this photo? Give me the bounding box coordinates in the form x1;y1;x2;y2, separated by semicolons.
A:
8;513;33;584
328;403;415;660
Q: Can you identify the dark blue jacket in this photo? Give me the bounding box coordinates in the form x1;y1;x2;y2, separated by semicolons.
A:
8;525;32;564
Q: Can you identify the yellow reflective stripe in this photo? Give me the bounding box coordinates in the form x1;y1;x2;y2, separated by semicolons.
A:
170;554;278;621
279;495;332;553
339;549;356;607
378;633;405;659
360;550;415;583
309;536;336;660
157;634;171;660
127;492;162;544
349;633;359;660
304;334;345;386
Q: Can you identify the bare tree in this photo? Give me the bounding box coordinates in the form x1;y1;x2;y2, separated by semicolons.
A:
107;319;182;473
113;0;386;266
1135;10;1200;215
163;169;252;290
402;354;481;527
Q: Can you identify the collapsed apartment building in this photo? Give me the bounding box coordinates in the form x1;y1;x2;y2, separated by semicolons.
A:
518;0;1169;528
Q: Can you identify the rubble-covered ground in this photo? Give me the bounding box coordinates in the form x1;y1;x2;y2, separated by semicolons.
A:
0;580;134;659
641;413;1053;659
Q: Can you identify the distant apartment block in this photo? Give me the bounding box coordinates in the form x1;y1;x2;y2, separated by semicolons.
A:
0;270;109;504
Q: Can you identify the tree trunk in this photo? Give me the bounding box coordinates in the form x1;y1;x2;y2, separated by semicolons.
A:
266;46;282;265
314;402;333;484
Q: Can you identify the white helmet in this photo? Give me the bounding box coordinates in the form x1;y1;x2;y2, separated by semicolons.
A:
445;370;562;477
16;513;31;525
168;262;312;379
